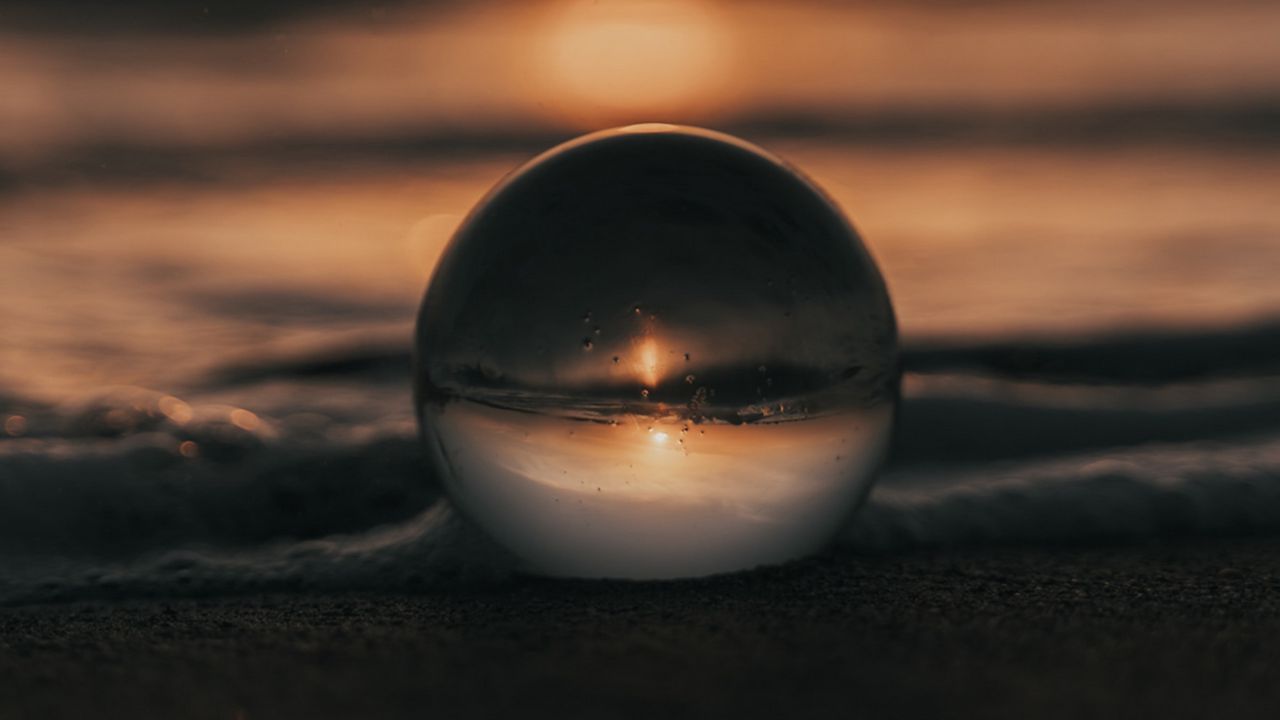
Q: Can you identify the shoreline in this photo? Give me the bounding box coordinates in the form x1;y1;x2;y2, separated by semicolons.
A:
5;537;1280;719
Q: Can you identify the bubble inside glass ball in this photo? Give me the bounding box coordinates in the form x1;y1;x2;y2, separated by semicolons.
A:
415;124;898;579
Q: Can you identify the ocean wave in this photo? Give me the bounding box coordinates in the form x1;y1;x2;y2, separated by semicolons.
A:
894;373;1280;464
2;351;1280;604
0;387;433;558
5;431;1279;606
4;369;1278;560
0;503;514;607
903;317;1280;384
851;432;1280;551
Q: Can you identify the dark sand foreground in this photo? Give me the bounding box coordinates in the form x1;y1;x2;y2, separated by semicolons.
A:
4;540;1280;719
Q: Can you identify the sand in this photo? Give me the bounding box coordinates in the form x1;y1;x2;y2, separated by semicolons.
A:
4;539;1280;719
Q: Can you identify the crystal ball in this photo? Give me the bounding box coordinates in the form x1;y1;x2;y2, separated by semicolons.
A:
415;124;898;579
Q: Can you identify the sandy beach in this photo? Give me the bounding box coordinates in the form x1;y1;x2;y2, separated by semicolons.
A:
5;539;1280;719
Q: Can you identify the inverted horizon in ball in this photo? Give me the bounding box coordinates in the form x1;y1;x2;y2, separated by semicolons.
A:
415;124;898;579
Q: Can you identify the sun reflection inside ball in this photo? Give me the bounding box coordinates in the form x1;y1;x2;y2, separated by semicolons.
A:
415;125;898;579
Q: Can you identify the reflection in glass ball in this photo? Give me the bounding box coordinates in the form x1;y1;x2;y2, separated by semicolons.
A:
415;125;898;579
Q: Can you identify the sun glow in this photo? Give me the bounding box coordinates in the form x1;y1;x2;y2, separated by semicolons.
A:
635;336;663;388
536;0;733;125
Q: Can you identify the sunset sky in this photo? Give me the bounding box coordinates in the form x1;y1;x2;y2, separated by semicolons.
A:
3;0;1279;400
3;0;1278;164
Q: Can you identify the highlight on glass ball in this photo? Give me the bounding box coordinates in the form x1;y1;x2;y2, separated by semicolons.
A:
414;124;899;579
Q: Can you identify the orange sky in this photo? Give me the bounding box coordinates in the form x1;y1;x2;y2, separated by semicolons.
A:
2;0;1278;159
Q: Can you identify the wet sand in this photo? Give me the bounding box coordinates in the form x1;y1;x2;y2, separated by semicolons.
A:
4;538;1280;719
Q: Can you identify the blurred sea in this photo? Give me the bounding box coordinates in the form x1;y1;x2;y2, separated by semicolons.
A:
3;137;1279;604
2;0;1280;603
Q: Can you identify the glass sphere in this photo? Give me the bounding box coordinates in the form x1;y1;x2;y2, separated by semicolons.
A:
415;124;898;579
